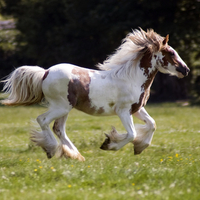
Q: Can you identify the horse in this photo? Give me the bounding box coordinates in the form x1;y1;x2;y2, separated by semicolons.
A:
1;28;189;161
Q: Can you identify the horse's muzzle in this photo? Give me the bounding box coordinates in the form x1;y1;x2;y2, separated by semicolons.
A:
176;65;190;77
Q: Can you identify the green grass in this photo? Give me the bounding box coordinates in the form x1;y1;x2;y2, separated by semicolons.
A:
0;103;200;200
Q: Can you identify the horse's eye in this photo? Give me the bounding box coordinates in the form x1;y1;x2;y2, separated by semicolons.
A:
170;51;175;56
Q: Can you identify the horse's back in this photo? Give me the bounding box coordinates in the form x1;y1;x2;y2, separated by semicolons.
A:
42;63;96;101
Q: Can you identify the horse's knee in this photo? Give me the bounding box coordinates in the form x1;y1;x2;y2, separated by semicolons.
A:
36;115;43;125
147;119;156;132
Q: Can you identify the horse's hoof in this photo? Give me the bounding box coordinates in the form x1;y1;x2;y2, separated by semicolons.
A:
134;149;141;155
134;143;149;155
100;137;110;150
100;144;108;150
42;147;54;159
46;152;53;159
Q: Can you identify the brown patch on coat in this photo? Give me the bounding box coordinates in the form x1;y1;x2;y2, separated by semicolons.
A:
130;91;151;114
109;102;115;107
130;92;145;114
130;51;158;114
67;67;105;115
42;69;50;80
139;51;152;77
96;107;105;114
140;52;158;90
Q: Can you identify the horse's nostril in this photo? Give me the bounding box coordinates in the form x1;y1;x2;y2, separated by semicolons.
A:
184;66;190;76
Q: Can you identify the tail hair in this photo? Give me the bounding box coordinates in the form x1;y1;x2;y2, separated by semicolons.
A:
1;66;45;106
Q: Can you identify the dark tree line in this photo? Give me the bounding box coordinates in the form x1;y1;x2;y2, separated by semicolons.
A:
1;0;200;101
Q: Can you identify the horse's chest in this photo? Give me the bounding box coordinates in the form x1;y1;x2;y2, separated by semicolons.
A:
130;89;150;114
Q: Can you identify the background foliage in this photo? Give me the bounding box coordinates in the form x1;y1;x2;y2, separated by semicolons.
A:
0;0;200;101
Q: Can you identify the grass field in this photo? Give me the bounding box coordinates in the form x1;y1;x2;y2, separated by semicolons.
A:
0;103;200;200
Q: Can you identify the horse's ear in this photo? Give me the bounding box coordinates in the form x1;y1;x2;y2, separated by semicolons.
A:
163;34;169;45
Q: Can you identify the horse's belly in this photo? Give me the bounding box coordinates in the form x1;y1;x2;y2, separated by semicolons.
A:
74;100;116;116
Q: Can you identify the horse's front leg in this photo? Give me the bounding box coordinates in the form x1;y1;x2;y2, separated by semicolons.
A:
100;111;136;151
132;107;156;154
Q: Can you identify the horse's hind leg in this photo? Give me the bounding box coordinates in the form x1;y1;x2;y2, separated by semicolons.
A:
30;105;69;159
132;107;156;155
53;115;85;161
31;111;58;158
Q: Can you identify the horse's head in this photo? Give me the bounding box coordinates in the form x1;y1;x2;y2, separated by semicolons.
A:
156;35;190;78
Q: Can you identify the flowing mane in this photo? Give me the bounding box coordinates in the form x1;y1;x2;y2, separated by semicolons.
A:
97;28;165;77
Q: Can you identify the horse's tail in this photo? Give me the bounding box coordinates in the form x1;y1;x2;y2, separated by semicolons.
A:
1;66;46;106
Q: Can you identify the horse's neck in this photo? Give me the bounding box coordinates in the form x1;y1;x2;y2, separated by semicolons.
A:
137;51;158;91
103;51;158;91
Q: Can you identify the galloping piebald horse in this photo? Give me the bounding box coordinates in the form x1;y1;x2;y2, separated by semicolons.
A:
1;29;189;161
